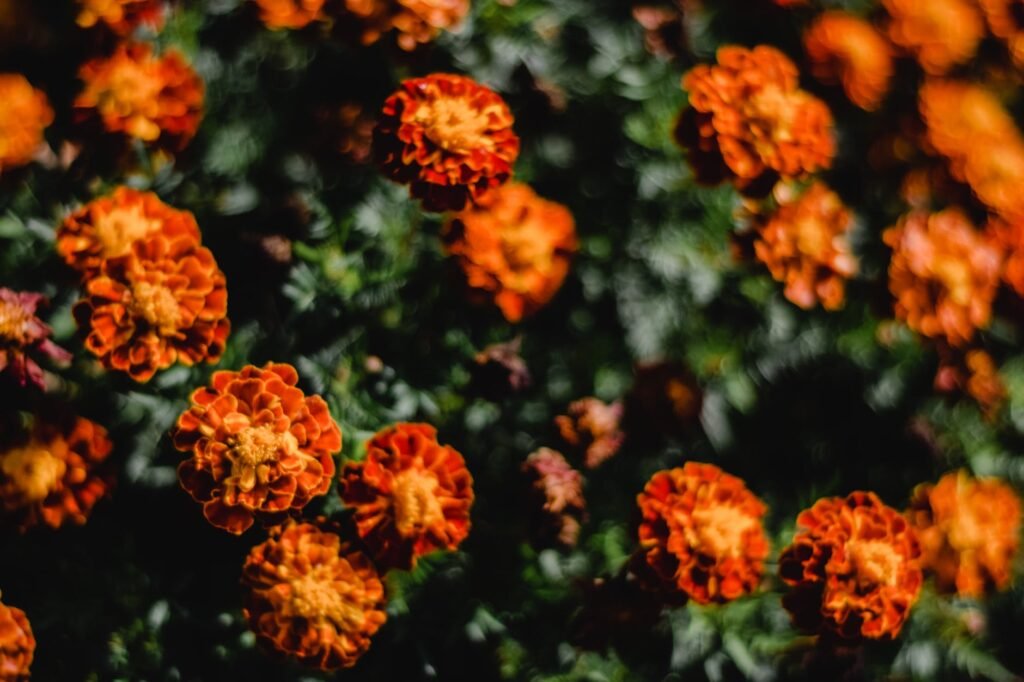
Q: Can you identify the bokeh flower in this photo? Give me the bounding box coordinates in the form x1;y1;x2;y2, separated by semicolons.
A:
522;448;586;547
624;361;703;440
253;0;325;29
882;0;983;75
804;12;893;111
469;337;531;400
343;0;469;51
934;347;1006;419
0;289;72;391
172;363;341;534
977;0;1024;67
0;74;53;173
555;398;624;469
76;0;165;34
0;599;34;680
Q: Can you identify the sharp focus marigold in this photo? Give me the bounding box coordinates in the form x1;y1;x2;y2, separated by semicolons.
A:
636;462;770;604
172;363;341;534
0;74;53;173
375;73;520;212
76;0;165;34
253;0;325;29
339;423;474;571
779;492;923;639
803;12;893;111
0;599;34;680
241;521;386;670
0;289;72;391
907;470;1021;597
343;0;469;51
522;448;586;547
555;398;624;469
442;182;577;322
882;0;984;74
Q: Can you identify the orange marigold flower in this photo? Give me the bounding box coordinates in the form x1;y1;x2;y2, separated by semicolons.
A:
442;182;577;322
0;289;72;391
375;73;520;212
636;462;770;604
241;521;386;670
56;186;201;277
73;235;229;382
804;12;893;111
907;470;1021;597
0;599;34;680
934;347;1006;419
883;209;1002;346
677;45;835;193
343;0;469;51
522;448;586;547
76;0;165;34
780;492;922;639
883;0;983;74
753;182;858;311
339;423;474;571
75;42;204;149
0;74;53;173
172;363;341;535
253;0;325;29
624;361;703;441
0;415;113;531
555;398;624;469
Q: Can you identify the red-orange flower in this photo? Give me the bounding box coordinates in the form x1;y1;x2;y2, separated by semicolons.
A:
522;448;586;547
883;0;983;74
172;363;341;534
339;423;474;571
73;236;229;382
253;0;325;29
677;45;835;193
780;492;922;639
636;462;769;604
907;471;1021;597
555;398;624;469
75;42;204;149
0;599;34;680
443;182;576;322
57;187;202;277
0;289;72;391
375;73;520;212
76;0;165;34
883;209;1002;346
934;347;1006;419
804;12;893;111
241;521;386;670
343;0;469;51
0;74;53;173
0;415;113;531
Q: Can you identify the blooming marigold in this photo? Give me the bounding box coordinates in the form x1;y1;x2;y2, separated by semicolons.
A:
779;492;922;639
0;415;113;531
522;448;586;547
75;42;204;149
253;0;325;29
907;471;1021;597
677;45;835;193
883;209;1002;346
555;398;624;469
442;182;577;322
57;187;201;277
0;74;53;173
0;599;34;680
882;0;983;75
241;521;386;670
73;235;229;382
339;423;474;571
934;347;1006;419
753;182;858;311
76;0;164;34
636;462;769;604
375;73;520;212
172;363;341;534
343;0;469;51
0;289;72;391
804;12;893;111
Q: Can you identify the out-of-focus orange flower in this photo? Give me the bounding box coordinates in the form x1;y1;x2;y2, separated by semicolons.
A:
0;599;34;680
343;0;469;51
0;74;53;173
677;45;835;194
73;235;229;382
75;42;204;149
0;289;72;391
934;347;1006;419
241;521;386;670
522;448;586;547
907;470;1021;597
978;0;1024;66
804;12;893;111
339;423;474;571
375;73;520;212
0;416;113;531
632;2;687;60
883;0;983;75
253;0;324;29
57;187;201;277
317;102;375;164
555;398;624;469
991;218;1024;296
883;209;1002;346
780;492;921;639
76;0;165;34
624;361;703;440
172;363;341;534
637;462;769;604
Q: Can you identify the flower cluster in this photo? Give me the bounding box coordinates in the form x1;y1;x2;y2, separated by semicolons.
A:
803;12;893;111
0;289;72;391
522;448;586;547
0;74;53;173
555;398;624;469
882;0;984;74
343;0;469;51
253;0;325;29
76;0;165;34
0;599;34;680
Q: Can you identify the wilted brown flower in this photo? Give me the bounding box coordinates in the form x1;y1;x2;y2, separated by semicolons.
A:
883;0;984;75
522;448;586;547
343;0;469;51
804;12;893;111
934;347;1006;419
76;0;165;34
0;74;53;173
555;398;624;469
0;289;72;391
0;599;34;680
253;0;325;29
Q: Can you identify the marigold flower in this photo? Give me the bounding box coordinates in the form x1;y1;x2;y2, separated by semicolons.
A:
0;289;72;391
57;187;201;277
907;471;1021;597
624;361;702;441
317;102;375;164
73;235;229;382
469;337;531;400
443;182;576;321
76;0;164;34
780;492;922;639
339;423;474;571
636;462;769;604
75;42;204;149
804;12;893;111
0;415;113;531
883;209;1002;346
555;398;624;469
375;73;520;212
0;74;53;173
343;0;469;51
882;0;983;74
172;363;341;534
241;521;386;670
522;448;586;547
934;347;1006;419
253;0;325;29
677;45;835;193
0;599;34;680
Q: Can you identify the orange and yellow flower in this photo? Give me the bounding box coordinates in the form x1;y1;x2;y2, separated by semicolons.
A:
343;0;469;51
76;0;165;34
339;423;474;571
241;521;386;670
253;0;325;29
172;363;341;534
934;347;1006;419
779;492;922;639
636;462;770;604
907;470;1021;597
443;182;576;322
522;447;586;547
0;74;53;173
375;73;520;212
0;599;34;680
882;0;984;75
0;289;72;391
555;398;624;469
804;12;893;111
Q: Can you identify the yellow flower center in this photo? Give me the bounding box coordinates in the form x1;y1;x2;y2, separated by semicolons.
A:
101;60;163;141
93;204;161;259
415;96;491;154
848;539;901;588
288;566;365;628
0;299;31;344
130;280;181;335
0;443;66;503
392;468;445;537
796;216;830;260
228;425;297;493
746;85;800;146
688;503;756;558
933;256;972;306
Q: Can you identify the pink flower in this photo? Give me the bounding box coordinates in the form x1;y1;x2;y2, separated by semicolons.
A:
0;289;71;390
